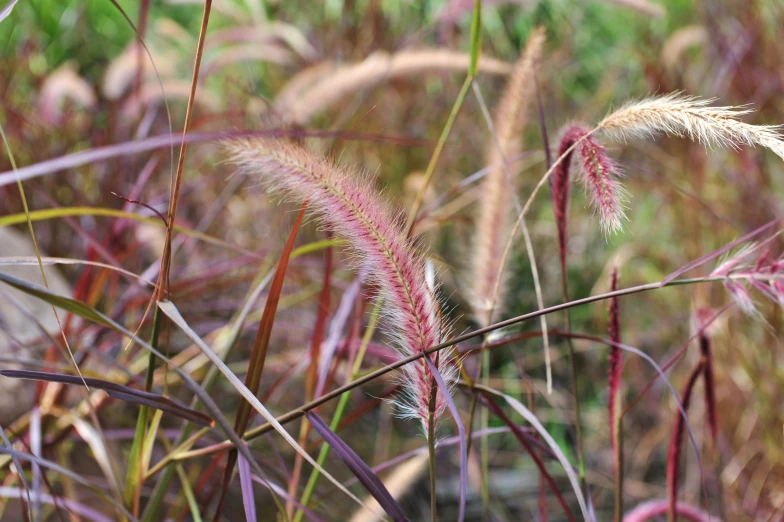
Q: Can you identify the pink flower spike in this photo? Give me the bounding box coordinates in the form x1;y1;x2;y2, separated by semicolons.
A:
551;123;591;278
723;280;756;315
576;135;627;234
225;138;455;430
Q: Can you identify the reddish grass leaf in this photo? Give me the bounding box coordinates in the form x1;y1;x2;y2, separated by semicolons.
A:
0;369;213;427
238;201;307;434
305;411;410;522
215;202;307;519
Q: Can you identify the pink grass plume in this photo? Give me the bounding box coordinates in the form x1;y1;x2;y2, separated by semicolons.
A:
224;138;455;431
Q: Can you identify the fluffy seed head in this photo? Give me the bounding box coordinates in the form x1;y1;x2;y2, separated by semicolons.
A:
470;27;545;326
710;243;784;315
577;135;627;234
225;139;454;430
276;49;513;125
555;125;627;235
551;123;589;270
598;92;784;160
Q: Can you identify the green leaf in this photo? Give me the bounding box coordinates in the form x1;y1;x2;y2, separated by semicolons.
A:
468;0;482;77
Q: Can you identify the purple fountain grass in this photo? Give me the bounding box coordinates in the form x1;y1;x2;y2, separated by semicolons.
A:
577;133;627;234
224;138;455;431
710;243;784;315
551;123;627;236
667;360;704;522
551;123;589;281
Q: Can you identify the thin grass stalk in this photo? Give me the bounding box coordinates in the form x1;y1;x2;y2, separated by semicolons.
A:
405;0;481;233
234;274;736;442
464;31;547;513
129;0;212;514
405;74;473;233
152;274;759;464
124;306;162;513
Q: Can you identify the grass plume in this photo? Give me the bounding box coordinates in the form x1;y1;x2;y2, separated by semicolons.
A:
225;138;455;430
277;49;512;125
598;92;784;159
470;26;545;326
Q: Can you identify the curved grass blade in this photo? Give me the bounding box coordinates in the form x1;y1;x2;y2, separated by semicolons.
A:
0;257;157;287
0;485;114;522
0;130;429;188
0;426;32;521
476;385;589;521
216;203;306;520
478;396;576;522
156;300;371;512
0;0;18;23
0;271;268;483
305;412;409;522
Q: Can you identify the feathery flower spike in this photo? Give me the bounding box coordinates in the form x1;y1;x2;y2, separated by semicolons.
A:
225;139;455;430
550;123;588;277
551;123;627;235
598;92;784;159
471;27;545;326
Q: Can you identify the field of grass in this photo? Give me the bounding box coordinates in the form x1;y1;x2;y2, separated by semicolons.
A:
1;0;783;521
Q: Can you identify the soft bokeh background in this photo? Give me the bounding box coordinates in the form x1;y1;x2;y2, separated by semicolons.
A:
1;0;783;520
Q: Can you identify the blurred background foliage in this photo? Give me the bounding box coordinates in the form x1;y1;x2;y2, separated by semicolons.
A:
2;0;784;520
